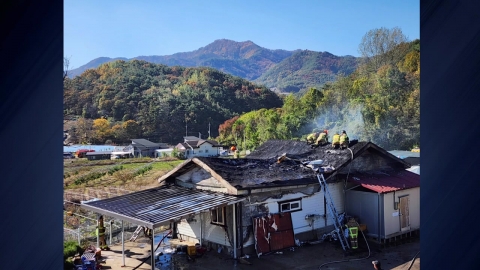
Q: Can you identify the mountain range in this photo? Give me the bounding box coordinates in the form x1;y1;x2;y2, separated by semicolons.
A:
68;39;359;93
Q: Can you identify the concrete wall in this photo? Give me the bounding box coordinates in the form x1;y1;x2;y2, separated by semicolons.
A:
383;187;420;237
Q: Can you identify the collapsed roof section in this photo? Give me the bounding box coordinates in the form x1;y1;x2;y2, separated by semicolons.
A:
159;140;411;193
246;140;410;172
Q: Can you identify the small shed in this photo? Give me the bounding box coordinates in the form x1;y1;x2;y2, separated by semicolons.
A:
345;170;420;243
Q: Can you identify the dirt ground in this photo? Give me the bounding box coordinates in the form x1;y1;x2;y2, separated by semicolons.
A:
97;233;420;270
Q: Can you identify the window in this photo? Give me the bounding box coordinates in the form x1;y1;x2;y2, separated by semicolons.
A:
211;207;225;225
199;150;203;153
205;149;209;153
279;199;302;213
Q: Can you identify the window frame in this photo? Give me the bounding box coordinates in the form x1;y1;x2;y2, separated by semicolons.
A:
210;206;226;226
278;198;302;213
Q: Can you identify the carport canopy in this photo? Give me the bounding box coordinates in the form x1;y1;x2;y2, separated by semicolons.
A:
81;184;245;229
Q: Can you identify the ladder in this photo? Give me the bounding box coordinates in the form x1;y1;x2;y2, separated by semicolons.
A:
316;173;350;251
129;225;144;242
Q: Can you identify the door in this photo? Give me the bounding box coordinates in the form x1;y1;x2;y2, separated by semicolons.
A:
252;212;295;256
399;196;410;231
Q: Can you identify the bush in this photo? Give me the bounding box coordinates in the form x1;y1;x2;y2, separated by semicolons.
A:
108;165;124;175
64;240;83;269
133;164;153;176
64;240;82;259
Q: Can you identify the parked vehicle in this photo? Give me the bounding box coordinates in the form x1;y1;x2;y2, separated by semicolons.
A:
76;149;95;158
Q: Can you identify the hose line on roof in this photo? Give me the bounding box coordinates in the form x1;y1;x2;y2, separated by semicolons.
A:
318;220;371;269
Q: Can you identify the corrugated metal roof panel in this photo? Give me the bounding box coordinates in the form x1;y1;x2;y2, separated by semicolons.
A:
348;170;420;193
81;185;244;229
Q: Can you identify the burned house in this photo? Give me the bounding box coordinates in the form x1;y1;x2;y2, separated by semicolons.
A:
155;140;418;255
82;139;419;260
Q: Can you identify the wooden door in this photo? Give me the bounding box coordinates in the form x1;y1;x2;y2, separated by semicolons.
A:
399;196;410;231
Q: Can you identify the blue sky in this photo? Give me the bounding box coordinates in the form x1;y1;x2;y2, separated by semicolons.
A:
64;0;419;69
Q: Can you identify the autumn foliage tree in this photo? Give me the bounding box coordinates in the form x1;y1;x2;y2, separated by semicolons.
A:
92;118;113;144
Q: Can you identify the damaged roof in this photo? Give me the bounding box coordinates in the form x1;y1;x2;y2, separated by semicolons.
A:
246;140;410;172
159;140;411;191
347;170;420;193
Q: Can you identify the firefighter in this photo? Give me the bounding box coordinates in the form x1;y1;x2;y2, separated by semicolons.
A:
340;130;349;149
312;130;329;147
97;216;109;250
306;131;319;144
332;132;341;148
348;225;359;249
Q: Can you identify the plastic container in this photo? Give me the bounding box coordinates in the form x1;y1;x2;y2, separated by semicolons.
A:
187;246;197;256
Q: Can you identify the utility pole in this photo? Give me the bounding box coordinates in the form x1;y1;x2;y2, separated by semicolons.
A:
208;122;211;139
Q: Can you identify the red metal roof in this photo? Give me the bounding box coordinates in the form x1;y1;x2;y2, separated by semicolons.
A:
348;170;420;193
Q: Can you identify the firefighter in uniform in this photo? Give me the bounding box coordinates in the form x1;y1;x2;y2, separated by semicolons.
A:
348;225;359;249
306;131;319;144
340;130;349;149
312;130;329;147
97;216;109;250
332;132;341;148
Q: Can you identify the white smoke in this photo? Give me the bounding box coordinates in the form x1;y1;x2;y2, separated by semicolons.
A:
310;102;366;141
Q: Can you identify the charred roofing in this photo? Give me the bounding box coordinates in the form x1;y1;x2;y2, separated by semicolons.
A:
160;140;411;191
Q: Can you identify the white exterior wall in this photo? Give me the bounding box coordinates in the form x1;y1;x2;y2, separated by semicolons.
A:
383;187;420;237
176;210;232;247
256;182;345;236
183;144;221;158
324;182;345;226
195;144;219;157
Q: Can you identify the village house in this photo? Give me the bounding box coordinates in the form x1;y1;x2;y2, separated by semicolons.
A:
82;139;420;260
174;136;224;159
129;139;162;158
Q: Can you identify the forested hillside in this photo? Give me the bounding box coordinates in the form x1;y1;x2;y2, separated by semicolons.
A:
219;28;420;150
254;50;358;94
63;60;283;144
